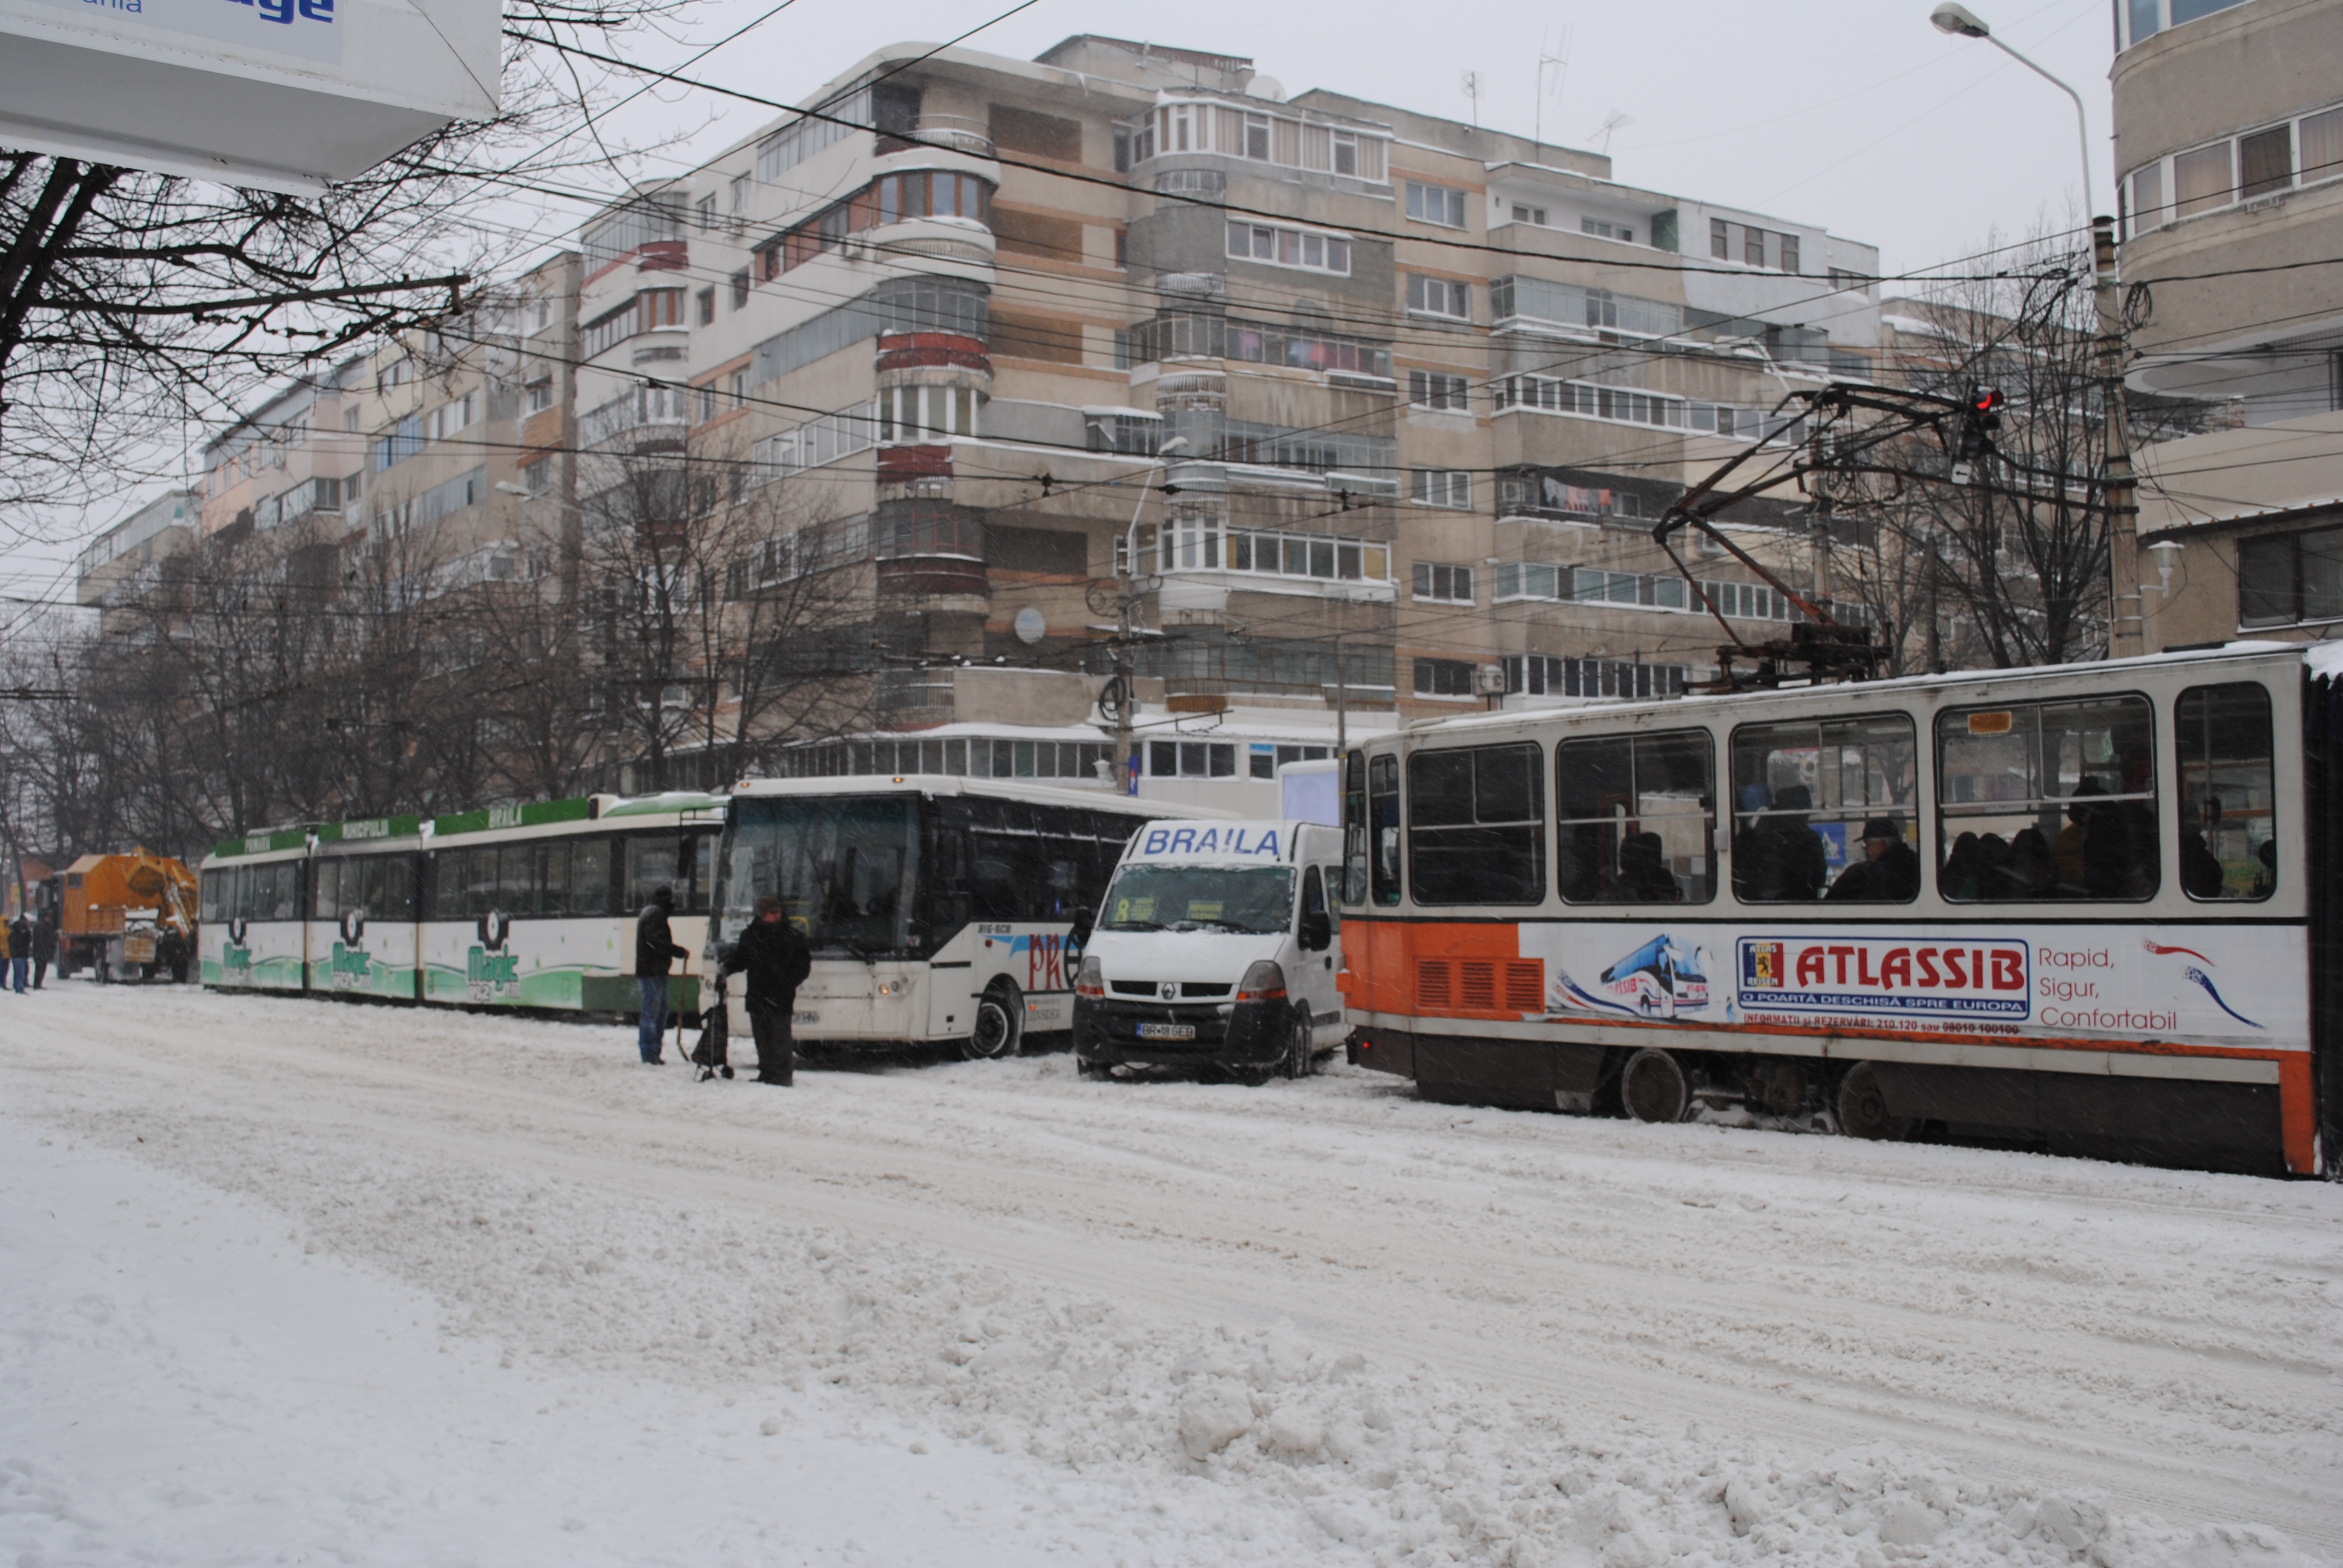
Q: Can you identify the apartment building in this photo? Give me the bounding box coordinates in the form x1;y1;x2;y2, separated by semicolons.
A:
74;489;198;635
2117;0;2343;647
570;36;1879;806
197;355;371;548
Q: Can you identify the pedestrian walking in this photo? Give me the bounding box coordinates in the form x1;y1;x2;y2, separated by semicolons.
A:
634;885;688;1064
31;913;56;989
0;913;12;995
719;896;811;1086
7;913;29;995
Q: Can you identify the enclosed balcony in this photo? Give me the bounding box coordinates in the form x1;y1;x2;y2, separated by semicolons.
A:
874;498;986;601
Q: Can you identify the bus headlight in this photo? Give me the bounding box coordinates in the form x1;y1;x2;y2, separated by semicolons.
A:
1075;955;1105;999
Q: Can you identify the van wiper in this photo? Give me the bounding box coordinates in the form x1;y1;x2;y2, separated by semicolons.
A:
1103;919;1167;932
1172;918;1257;933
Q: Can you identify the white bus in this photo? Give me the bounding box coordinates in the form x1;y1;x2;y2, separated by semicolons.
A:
710;777;1204;1059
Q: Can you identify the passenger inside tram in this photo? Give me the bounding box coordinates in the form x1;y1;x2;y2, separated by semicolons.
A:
1824;817;1921;901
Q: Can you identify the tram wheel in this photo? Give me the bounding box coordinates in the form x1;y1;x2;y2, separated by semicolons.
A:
965;984;1023;1060
1835;1062;1913;1141
1620;1048;1690;1124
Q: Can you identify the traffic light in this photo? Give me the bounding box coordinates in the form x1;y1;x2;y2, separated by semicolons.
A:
1950;387;2001;483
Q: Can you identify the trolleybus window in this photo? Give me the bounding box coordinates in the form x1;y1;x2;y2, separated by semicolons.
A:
1936;696;2158;901
1368;754;1401;906
1731;716;1917;902
319;857;416;920
1406;743;1545;905
1556;731;1715;904
625;832;715;915
2176;682;2275;901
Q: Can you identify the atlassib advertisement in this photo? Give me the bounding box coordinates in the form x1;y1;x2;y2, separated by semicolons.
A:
1518;923;2306;1051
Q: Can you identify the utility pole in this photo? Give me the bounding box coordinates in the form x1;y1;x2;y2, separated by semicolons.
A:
1332;628;1348;756
2094;215;2145;657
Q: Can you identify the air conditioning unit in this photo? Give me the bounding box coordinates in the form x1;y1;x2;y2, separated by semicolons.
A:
1475;664;1508;696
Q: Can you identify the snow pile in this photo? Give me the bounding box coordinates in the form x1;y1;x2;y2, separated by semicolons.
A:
4;986;2338;1565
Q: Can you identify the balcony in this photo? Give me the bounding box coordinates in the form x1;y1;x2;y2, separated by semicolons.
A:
876;116;995;160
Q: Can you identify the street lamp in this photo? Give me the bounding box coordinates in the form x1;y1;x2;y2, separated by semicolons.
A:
1929;2;2099;217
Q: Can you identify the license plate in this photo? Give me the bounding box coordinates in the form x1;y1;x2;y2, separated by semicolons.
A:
1138;1022;1195;1040
793;1011;819;1025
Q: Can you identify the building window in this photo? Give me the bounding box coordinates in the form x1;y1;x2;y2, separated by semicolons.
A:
583;289;684;359
2132;102;2343;232
696;287;715;326
1407;370;1470;411
1412;562;1474;603
525;376;554;415
731;269;750;310
2174;141;2233;217
1225;220;1351;275
1130;523;1389;584
1780;234;1800;274
1745;225;1766;267
1710;217;1729;260
1512;204;1548;226
1148;740;1236;778
1580;216;1633;244
520;459;550;496
1413;658;1477;698
1405;181;1470;228
1502;656;1689;701
1406;275;1471;321
2238;524;2343;626
1411;470;1472;509
876;384;980;442
696;194;715;232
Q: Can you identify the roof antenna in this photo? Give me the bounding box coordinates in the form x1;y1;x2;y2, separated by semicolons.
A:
1535;27;1570;162
1588;108;1632;155
1461;70;1483;128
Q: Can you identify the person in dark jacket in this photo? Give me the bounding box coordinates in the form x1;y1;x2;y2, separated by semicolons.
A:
634;885;688;1063
7;913;29;994
721;896;813;1086
32;914;57;988
1827;818;1922;902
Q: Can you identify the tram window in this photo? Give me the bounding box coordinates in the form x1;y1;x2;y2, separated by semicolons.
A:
1407;743;1545;905
499;844;538;916
1556;731;1716;904
539;843;572;916
1936;695;2158;901
2177;683;2275;901
1343;751;1368;904
428;854;460;920
1369;754;1402;906
1731;715;1918;902
200;869;227;923
572;839;612;916
379;857;416;921
315;860;342;919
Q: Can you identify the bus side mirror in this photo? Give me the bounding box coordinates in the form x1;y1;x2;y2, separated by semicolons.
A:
1299;909;1331;952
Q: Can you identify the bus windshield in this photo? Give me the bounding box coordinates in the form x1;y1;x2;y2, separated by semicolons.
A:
720;797;918;956
1100;864;1293;935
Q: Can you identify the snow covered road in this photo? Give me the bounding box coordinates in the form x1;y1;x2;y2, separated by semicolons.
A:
4;982;2339;1565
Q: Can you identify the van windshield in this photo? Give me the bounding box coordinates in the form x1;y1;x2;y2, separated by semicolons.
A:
1101;864;1293;935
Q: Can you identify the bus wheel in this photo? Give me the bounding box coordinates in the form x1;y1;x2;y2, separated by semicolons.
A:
1835;1062;1912;1141
965;984;1023;1060
1279;1010;1314;1080
1621;1048;1690;1124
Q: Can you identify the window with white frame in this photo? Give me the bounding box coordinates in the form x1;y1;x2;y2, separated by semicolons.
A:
1128;102;1386;182
1413;561;1474;603
876;385;979;442
696;194;716;232
520;458;551;496
426;391;477;442
751;408;878;485
1406;275;1471;321
1130;521;1390;584
1147;740;1236;779
1408;370;1471;411
525;376;554;415
1225;220;1351;275
1491;375;1685;429
2128;102;2343;234
2120;0;2250;50
1510;203;1548;226
1503;655;1688;700
1706;217;1798;272
1581;216;1634;244
1411;469;1472;508
1406;181;1470;228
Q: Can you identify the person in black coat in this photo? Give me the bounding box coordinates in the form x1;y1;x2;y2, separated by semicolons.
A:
721;896;813;1086
1827;817;1922;902
31;915;56;988
634;886;689;1064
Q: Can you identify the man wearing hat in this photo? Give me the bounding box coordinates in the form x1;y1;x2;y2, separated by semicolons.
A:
719;896;813;1085
1827;818;1921;902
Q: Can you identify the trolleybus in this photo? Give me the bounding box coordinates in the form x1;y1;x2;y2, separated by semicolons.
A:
1339;642;2340;1177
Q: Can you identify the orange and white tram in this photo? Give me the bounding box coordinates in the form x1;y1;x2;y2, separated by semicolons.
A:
1337;642;2343;1176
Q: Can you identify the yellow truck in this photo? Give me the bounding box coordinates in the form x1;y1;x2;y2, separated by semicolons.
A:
56;848;198;981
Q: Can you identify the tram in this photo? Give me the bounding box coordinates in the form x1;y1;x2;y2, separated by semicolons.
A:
708;777;1202;1058
1338;642;2339;1177
198;791;728;1014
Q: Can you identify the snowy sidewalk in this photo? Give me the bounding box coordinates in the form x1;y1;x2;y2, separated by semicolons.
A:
2;982;2338;1565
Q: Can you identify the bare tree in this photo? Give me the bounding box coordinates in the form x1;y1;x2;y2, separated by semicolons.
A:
0;0;689;535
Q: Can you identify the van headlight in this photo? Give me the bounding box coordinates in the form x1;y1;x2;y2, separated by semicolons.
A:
1235;960;1286;1002
1075;955;1105;999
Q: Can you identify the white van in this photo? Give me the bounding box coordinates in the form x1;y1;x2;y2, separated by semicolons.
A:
1072;820;1345;1082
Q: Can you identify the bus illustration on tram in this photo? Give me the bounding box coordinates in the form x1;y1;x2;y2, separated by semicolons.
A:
1339;642;2338;1177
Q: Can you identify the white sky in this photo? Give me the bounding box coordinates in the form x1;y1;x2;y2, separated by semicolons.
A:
2;0;2119;593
